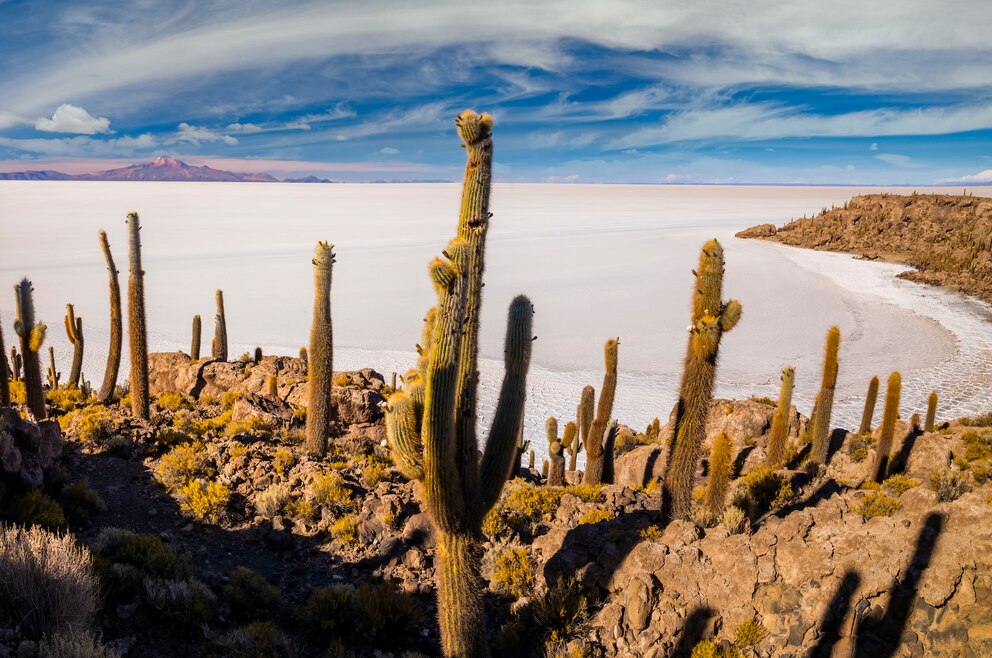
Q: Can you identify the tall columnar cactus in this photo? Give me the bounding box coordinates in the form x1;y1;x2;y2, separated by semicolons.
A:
97;230;122;402
765;366;795;467
663;240;742;521
601;419;619;485
925;391;938;432
14;279;47;419
0;323;9;405
64;304;84;388
305;242;335;457
567;419;582;472
126;211;149;420
582;339;619;485
190;315;201;360
810;326;841;466
46;346;60;390
872;372;902;482
384;111;536;658
704;433;733;519
858;376;879;436
213;289;228;361
577;385;594;468
547;417;565;486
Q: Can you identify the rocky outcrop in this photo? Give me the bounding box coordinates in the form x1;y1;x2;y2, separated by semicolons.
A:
736;193;992;304
0;408;63;488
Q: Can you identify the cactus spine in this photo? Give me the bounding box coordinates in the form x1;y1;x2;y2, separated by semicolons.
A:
582;339;619;485
765;366;795;467
858;376;879;436
305;242;335;457
213;289;228;361
872;372;902;482
925;391;938;432
0;324;7;406
601;418;618;484
547;417;565;486
97;230;122;402
383;111;535;658
126;212;149;420
190;315;201;360
663;240;742;521
14;279;47;419
46;346;61;390
704;433;733;519
64;304;83;388
810;326;841;465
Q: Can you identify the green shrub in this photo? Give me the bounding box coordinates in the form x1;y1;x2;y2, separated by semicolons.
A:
929;469;969;502
144;576;215;627
0;524;99;640
61;477;107;523
13;489;67;530
856;491;902;520
497;578;590;656
90;528;191;598
846;433;875;463
223;567;283;623
210;621;297;658
490;546;534;599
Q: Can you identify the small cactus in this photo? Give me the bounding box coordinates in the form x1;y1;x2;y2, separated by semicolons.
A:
97;230;122;402
46;346;61;390
810;326;841;465
305;242;335;457
14;279;47;419
663;240;741;521
704;433;733;519
765;366;795;467
126;211;149;420
64;304;84;388
190;315;201;360
542;460;549;479
266;374;278;398
547;417;565;486
583;339;619;485
925;391;938;432
254;347;262;364
567;417;583;472
213;289;227;361
299;346;308;369
528;449;535;470
872;372;902;483
858;376;880;436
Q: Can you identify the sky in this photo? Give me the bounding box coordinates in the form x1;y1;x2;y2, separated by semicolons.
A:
1;1;991;184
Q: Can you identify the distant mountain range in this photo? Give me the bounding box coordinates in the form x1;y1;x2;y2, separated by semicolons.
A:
0;157;336;183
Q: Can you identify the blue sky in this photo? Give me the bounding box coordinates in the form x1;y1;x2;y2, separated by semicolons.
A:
1;1;991;184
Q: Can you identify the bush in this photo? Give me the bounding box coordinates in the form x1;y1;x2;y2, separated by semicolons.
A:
303;582;423;651
501;482;564;527
639;525;664;541
881;474;921;496
735;617;767;646
721;506;747;535
144;576;215;627
90;528;191;598
38;631;119;658
971;460;992;484
61;478;107;523
256;483;292;519
48;386;85;412
13;489;67;530
929;469;969;502
856;491;902;520
331;515;359;544
226;416;273;439
490;546;534;599
362;462;388;487
155;442;210;491
156;392;190;411
304;585;355;642
273;448;295;475
847;433;875;463
563;483;602;503
0;524;99;639
960;412;992;427
223;567;283;623
210;621;297;658
614;431;654;456
963;430;992;462
578;509;613;525
68;405;116;445
308;471;352;509
220;390;241;408
178;480;231;522
497;578;590;656
9;380;26;404
156;428;192;448
741;466;792;511
690;640;720;658
191;408;234;435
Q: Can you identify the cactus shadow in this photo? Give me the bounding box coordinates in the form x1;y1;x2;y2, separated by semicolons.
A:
888;426;922;476
767;479;844;521
854;512;944;658
731;444;755;478
668;606;716;658
808;571;861;658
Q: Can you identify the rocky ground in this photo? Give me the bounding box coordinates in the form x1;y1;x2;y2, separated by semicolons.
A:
1;352;991;657
736;193;992;305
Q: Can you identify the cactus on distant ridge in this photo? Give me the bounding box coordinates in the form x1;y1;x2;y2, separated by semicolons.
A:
305;242;335;457
765;366;795;467
14;280;47;418
663;239;742;521
382;111;535;658
64;304;84;388
810;326;841;465
97;230;122;402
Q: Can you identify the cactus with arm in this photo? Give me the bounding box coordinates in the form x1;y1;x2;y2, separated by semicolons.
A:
582;339;619;485
64;304;83;388
14;279;47;419
810;326;841;465
97;230;122;402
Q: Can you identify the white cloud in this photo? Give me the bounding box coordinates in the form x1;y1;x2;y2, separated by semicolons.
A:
0;110;31;130
0;133;157;156
874;153;920;168
609;102;992;147
34;104;112;134
869;142;878;151
379;147;399;154
171;122;237;145
226;122;263;133
937;169;992;184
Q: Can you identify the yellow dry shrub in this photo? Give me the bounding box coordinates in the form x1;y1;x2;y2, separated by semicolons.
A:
155;392;190;411
639;525;663;541
882;474;921;495
309;472;352;508
273;448;295;475
856;491;902;520
191;408;233;435
490;547;534;599
362;462;388;487
47;386;84;412
67;405;115;445
734;617;767;647
220;390;241;408
226;416;272;438
578;509;613;525
563;483;602;503
331;516;358;544
156;442;209;492
286;498;314;519
9;380;26;404
178;480;230;522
